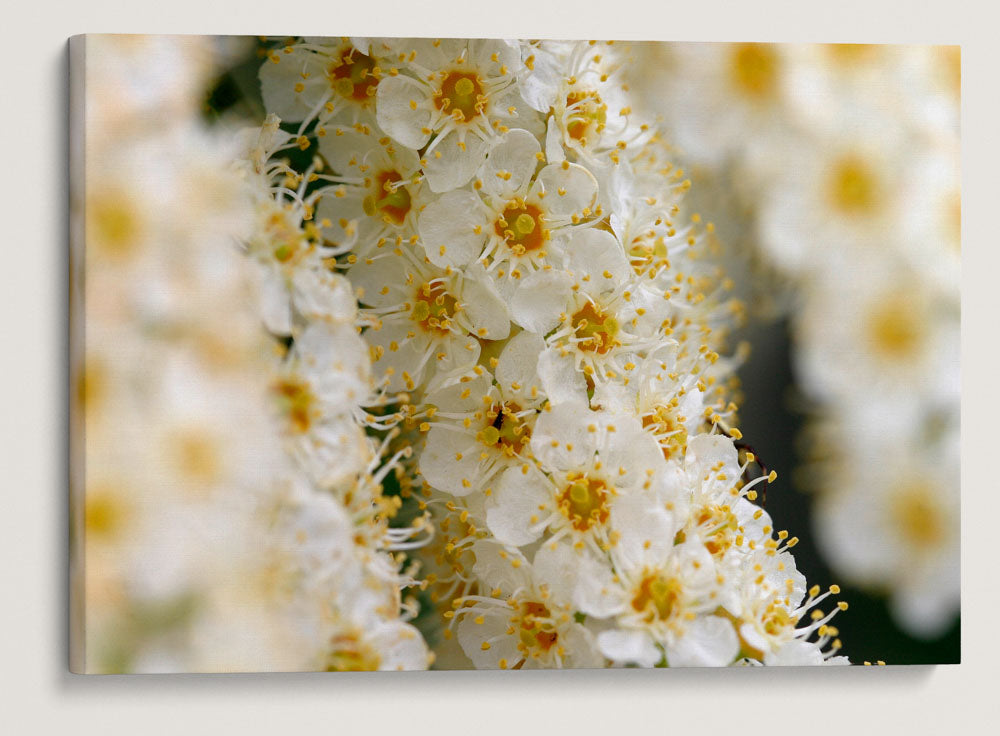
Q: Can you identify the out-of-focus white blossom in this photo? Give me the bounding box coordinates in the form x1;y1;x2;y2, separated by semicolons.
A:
630;41;960;638
74;34;431;673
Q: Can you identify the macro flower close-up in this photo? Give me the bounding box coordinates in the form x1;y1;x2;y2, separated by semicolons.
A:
68;32;960;673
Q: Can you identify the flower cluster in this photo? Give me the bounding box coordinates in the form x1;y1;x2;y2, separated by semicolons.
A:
73;35;430;672
258;37;849;667
631;43;960;637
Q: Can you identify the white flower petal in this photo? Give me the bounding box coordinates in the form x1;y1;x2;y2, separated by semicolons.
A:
424;371;495;414
510;269;572;334
376;75;432;150
566;228;631;284
460;271;511;340
536;162;598;220
530;402;595;470
259;48;329;123
423;130;490;193
666;615;740;667
537;346;588;406
457;613;520;669
481;128;540;199
471;540;531;594
496;330;546;402
763;639;827;667
418;190;487;268
347;255;411;307
611;496;678;570
486;467;550;546
597;630;661;667
419;427;487;497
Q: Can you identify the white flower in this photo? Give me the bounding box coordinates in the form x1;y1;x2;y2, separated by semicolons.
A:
348;249;509;392
485;402;668;553
259;37;387;130
375;38;540;191
577;536;739;667
793;250;959;404
453;541;603;669
315;126;425;258
814;423;959;637
628;42;794;171
418;331;545;496
417;128;599;296
520;41;639;168
509;229;666;398
271;322;374;490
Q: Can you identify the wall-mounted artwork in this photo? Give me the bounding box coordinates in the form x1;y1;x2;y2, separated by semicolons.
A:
69;35;959;672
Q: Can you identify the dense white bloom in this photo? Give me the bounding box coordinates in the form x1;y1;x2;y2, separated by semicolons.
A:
375;38;540;192
418;128;599;295
77;35;854;672
418;333;545;496
259;37;387;130
452;541;603;669
77;35;431;673
349;249;508;392
485;402;668;552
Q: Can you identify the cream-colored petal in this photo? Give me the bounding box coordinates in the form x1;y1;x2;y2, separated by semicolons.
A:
565;228;631;284
666;616;739;667
509;269;572;334
485;467;550;546
597;630;661;667
259;47;330;123
535;162;599;221
423;130;490;193
537;347;588;406
375;75;432;150
417;190;487;268
481;128;540;200
496;330;546;403
419;427;486;496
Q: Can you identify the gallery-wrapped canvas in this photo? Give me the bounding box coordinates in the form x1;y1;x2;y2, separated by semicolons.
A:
69;35;959;673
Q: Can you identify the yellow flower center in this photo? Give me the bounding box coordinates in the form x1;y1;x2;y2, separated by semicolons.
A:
570;301;619;354
85;487;126;539
641;405;689;460
412;281;458;334
328;47;378;103
272;377;315;434
325;632;382;671
827;155;880;216
89;194;142;259
694;504;739;557
565;90;607;142
762;603;795;637
265;210;307;264
362;170;412;225
494;201;546;254
730;43;779;99
169;429;221;486
517;600;559;654
477;402;532;456
867;293;925;361
435;72;485;122
825;43;880;66
890;482;945;548
632;573;683;622
558;474;610;532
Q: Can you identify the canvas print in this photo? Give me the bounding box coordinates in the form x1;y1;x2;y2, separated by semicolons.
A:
69;35;959;672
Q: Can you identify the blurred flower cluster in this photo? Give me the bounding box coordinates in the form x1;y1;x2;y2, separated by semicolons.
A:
72;35;430;673
631;43;960;637
255;37;849;668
